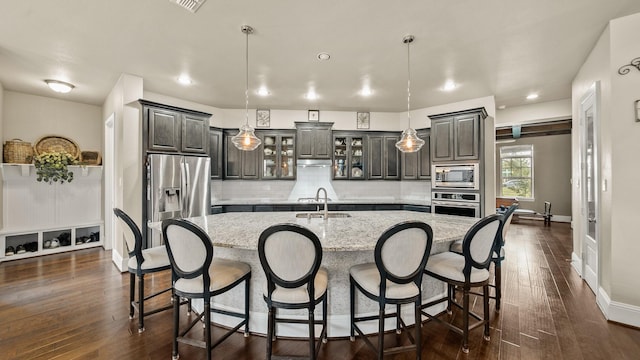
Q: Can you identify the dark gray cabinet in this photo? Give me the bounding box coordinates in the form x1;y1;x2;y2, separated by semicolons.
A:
296;122;333;159
223;130;259;179
142;100;210;155
401;129;431;180
332;132;365;180
367;133;400;180
208;127;223;179
429;108;486;162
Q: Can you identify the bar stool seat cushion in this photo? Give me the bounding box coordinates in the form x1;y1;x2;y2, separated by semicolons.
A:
350;263;420;299
426;252;490;284
263;267;328;304
174;258;251;294
127;245;171;271
450;241;505;260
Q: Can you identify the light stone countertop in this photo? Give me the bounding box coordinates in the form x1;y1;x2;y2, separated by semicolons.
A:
176;211;478;251
213;198;431;206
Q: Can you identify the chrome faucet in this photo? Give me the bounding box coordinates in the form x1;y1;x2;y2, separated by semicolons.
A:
315;187;328;220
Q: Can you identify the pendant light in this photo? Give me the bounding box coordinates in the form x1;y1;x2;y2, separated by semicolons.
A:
231;25;262;151
395;35;425;153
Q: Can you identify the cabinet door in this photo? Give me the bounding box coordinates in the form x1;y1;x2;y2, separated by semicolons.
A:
333;135;348;179
313;127;332;159
431;118;454;162
349;136;365;179
181;114;208;154
242;146;260;179
208;128;223;179
224;133;242;179
454;114;479;160
148;107;181;152
417;130;431;179
297;128;314;158
401;151;418;180
384;136;400;179
261;134;278;180
367;135;383;179
280;134;296;179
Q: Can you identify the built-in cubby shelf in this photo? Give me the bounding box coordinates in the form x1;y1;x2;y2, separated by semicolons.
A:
0;163;103;262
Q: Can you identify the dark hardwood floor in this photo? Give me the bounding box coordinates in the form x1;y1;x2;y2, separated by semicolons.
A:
1;221;639;359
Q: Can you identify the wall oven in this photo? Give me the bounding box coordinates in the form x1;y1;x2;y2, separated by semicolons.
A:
432;163;479;190
432;191;480;218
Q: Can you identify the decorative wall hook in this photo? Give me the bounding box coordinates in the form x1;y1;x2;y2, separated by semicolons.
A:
618;57;640;75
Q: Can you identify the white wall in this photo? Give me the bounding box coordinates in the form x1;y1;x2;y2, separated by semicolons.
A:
572;11;640;326
0;82;4;229
495;99;572;126
103;74;144;271
3;91;101;151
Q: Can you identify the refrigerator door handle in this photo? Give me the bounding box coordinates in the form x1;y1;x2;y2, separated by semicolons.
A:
180;161;188;218
184;162;191;218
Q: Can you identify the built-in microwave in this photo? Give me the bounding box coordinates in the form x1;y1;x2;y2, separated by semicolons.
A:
432;163;480;190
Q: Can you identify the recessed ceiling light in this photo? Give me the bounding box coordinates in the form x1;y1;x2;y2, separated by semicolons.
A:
317;52;331;61
305;90;318;100
360;86;372;97
44;79;75;93
498;105;507;110
443;80;457;91
257;86;270;96
526;93;539;100
177;74;192;85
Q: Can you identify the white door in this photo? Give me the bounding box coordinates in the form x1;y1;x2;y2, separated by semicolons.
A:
104;113;115;251
581;84;598;294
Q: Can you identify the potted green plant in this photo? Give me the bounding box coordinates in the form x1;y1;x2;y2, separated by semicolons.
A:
34;151;78;184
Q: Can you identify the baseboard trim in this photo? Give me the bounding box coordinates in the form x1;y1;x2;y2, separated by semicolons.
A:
571;252;582;277
112;250;126;273
597;287;640;328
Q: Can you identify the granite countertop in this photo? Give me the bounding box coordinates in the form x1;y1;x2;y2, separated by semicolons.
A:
171;211;477;252
213;198;431;206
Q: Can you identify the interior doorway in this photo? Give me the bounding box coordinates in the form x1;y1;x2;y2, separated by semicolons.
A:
580;83;599;294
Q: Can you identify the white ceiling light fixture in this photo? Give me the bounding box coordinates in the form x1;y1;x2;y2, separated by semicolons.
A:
177;74;192;85
526;93;539;100
44;79;75;93
231;25;261;151
317;52;331;61
443;79;457;91
305;89;318;100
257;86;270;96
395;35;425;153
360;85;372;97
498;105;507;110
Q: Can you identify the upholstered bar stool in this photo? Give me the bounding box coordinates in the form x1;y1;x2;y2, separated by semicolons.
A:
450;204;517;310
162;219;251;360
349;221;433;360
258;223;328;360
422;214;502;353
113;208;173;333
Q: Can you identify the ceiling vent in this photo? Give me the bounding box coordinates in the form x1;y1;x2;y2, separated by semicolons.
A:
169;0;207;13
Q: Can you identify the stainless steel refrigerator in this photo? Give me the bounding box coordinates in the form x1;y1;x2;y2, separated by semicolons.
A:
147;153;210;247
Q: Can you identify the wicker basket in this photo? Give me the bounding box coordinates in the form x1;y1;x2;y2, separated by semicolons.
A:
3;139;34;164
34;135;81;160
80;151;102;165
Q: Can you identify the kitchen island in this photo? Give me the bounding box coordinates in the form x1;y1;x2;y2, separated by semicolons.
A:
164;211;479;338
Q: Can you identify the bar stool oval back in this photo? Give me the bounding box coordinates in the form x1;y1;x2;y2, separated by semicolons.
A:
113;208;172;333
162;219;251;360
349;221;434;360
258;223;328;360
422;214;502;353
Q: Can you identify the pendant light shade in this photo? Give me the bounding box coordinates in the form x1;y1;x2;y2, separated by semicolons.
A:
395;35;425;153
232;25;261;151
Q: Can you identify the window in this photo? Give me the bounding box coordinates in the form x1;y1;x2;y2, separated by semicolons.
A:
500;145;533;199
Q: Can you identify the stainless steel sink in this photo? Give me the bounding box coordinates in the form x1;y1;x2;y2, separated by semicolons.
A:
295;212;352;219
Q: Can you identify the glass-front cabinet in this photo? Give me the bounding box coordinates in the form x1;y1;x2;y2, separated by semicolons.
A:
332;133;365;180
260;131;296;180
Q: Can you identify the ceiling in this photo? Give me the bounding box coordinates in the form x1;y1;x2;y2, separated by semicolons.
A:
1;0;639;112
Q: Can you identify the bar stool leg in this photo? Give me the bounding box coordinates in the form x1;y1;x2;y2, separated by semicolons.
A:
349;280;355;341
266;307;274;360
396;304;402;334
378;308;385;360
462;287;470;353
415;298;422;360
308;309;316;360
322;296;328;343
483;284;491;341
204;300;212;360
172;293;180;360
129;273;135;319
244;278;250;336
138;274;145;333
495;260;502;311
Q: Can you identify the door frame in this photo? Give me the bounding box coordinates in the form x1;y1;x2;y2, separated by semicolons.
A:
104;113;115;251
580;82;599;294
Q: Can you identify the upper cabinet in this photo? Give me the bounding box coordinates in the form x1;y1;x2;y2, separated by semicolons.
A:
208;127;223;179
429;108;487;162
141;100;210;155
401;129;431;180
367;133;400;180
332;132;365;180
296;122;333;159
259;131;296;180
223;129;260;179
